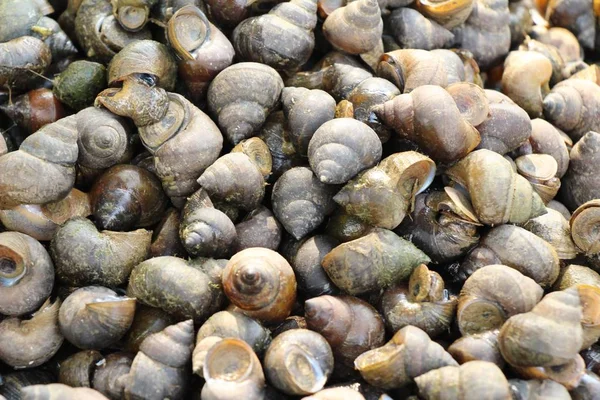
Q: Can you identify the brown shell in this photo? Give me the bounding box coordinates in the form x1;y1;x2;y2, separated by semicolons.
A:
560;131;600;211
448;330;504;367
0;88;65;134
222;248;297;323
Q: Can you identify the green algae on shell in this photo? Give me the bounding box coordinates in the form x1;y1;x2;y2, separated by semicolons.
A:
53;60;107;110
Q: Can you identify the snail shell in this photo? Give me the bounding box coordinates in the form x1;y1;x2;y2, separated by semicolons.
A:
234;206;282;252
51;217;151;287
523;208;579;260
258;111;303;182
308;118;382;185
448;330;504;367
334;151;436;230
74;0;152;63
304;295;385;367
322;228;431;295
282;87;336;157
542;79;600;142
128;256;227;321
415;361;511;400
198;152;266;211
395;189;480;264
90;164;169;231
546;0;596;49
222;247;297;323
502;51;552;118
388;8;454;50
272;167;339;240
123;305;177;353
381;264;457;338
201;338;266;400
167;5;235;103
376;49;449;93
512;355;586;390
499;287;583;367
150;208;187;258
376;85;482;164
459;224;561;288
570;200;600;258
193;310;272;376
509;378;571;400
0;113;78;209
59;349;104;387
525;118;570;179
416;0;475;29
452;0;511;70
445;149;547;225
475;90;531;155
264;329;334;395
233;0;319;71
111;0;158;32
0;232;54;316
59;286;136;349
554;264;600;291
322;0;383;55
0;369;54;399
560;131;600;211
0;88;65;134
0;299;63;369
122;320;194;400
179;189;237;258
291;235;339;298
93;352;133;399
0;36;52;94
208;62;284;144
458;265;544;335
325;210;372;243
355;325;458;390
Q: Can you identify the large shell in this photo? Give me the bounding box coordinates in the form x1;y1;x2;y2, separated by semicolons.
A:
322;0;383;54
322;228;431;295
308;118;382;185
51;217;151;287
304;295;385;367
457;265;544;335
233;0;318;71
272;167;339;240
59;286;136;349
0;36;52;93
123;320;194;400
0;232;54;316
376;49;449;93
459;224;560;288
208;62;284;144
334;151;436;230
222;248;297;323
498;287;583;367
445;149;547;225
264;329;334;395
167;5;235;102
355;326;458;389
128;256;226;321
560;131;600;211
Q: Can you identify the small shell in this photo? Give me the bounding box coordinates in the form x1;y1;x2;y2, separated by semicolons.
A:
323;0;383;54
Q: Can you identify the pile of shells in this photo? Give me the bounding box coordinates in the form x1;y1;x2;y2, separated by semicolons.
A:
1;0;600;399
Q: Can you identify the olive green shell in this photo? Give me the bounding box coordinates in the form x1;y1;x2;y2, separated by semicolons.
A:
53;61;107;111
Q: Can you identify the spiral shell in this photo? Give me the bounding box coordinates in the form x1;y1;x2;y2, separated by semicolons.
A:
415;361;511;400
308;118;382;184
322;228;431;295
376;49;449;94
51;217;151;287
499;287;583;367
0;36;52;93
123;320;194;400
291;235;339;298
128;256;227;321
445;149;546;225
542;79;600;142
59;286;136;349
560;131;600;211
0;232;54;316
111;0;158;32
233;0;318;71
523;208;579;260
167;5;234;103
355;325;458;389
0;88;65;135
388;8;455;50
0;114;78;209
201;338;266;400
264;329;334;395
305;295;385;367
334;151;436;229
234;206;282;252
322;0;383;54
222;248;297;323
0;299;63;369
416;0;475;29
282;87;336;156
272;167;339;240
570;200;600;257
448;330;504;367
208;62;284;144
458;265;544;335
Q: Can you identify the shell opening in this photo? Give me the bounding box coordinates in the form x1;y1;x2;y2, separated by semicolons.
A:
0;245;26;287
285;345;327;393
204;340;255;383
